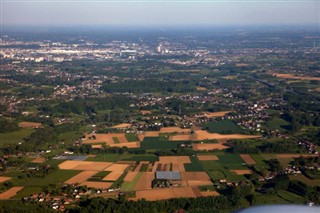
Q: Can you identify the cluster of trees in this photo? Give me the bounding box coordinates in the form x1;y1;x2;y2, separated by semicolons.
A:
0;118;19;133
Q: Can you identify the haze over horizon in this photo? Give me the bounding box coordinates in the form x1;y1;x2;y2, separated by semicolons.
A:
2;0;319;27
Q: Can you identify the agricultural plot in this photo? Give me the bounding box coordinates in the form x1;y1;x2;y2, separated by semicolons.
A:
64;171;97;185
181;172;212;186
159;156;191;164
192;143;228;151
121;172;143;191
218;154;245;165
134;172;155;191
266;118;290;132
58;160;113;171
250;154;266;165
80;181;113;189
0;177;11;183
0;128;34;146
102;172;124;181
0;187;24;200
140;137;191;150
197;155;219;161
202;111;232;118
193;130;261;141
125;133;139;142
240;154;256;164
18;121;42;128
230;170;252;175
104;164;129;172
184;156;205;172
202;120;245;134
133;187;197;201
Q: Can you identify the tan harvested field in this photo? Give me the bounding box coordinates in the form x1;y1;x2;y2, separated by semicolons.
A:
231;170;252;175
271;73;320;81
240;154;256;164
133;187;197;201
193;143;228;151
140;110;152;115
102;172;123;181
134;172;155;191
315;87;320;92
203;111;232;118
124;172;139;182
83;133;131;145
31;157;46;163
91;144;103;149
0;187;24;199
201;191;220;197
58;160;113;171
196;86;207;91
18;121;42;128
111;123;132;129
65;171;97;184
169;134;192;141
181;172;211;182
159;156;191;164
104;163;129;172
80;181;113;189
197;155;219;161
160;127;191;134
275;154;317;159
194;130;261;141
0;176;11;183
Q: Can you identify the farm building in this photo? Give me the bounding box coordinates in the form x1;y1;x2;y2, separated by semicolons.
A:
155;171;181;180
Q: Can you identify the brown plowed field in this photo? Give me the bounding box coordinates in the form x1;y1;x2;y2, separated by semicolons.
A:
134;172;155;191
134;161;150;172
80;181;113;189
192;187;202;197
124;172;139;182
159;156;191;164
137;131;160;141
83;133;129;145
152;162;159;172
116;161;136;166
231;170;252;175
91;145;103;149
197;155;219;161
117;137;128;143
193;143;228;151
0;187;24;199
18;121;42;128
0;177;11;183
181;172;211;182
104;164;129;172
103;172;123;181
171;163;185;172
58;161;113;171
65;171;97;184
240;154;256;164
133;187;197;201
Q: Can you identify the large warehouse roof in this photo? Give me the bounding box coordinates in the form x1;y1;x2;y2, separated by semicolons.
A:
155;171;181;180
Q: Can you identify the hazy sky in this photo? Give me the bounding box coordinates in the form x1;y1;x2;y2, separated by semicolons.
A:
2;0;320;26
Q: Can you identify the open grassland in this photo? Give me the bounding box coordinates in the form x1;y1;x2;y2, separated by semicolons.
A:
202;120;245;134
218;154;245;165
266;118;290;132
289;174;320;186
14;187;42;198
0;128;34;146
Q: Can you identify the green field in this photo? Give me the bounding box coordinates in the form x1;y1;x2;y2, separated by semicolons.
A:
140;137;191;150
113;137;120;144
276;190;306;204
218;154;245;165
15;187;42;198
250;154;266;165
202;120;245;134
0;128;34;146
266;117;290;132
140;164;149;172
290;174;320;186
121;172;143;191
110;172;128;189
184;156;205;171
12;170;81;187
125;133;139;142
